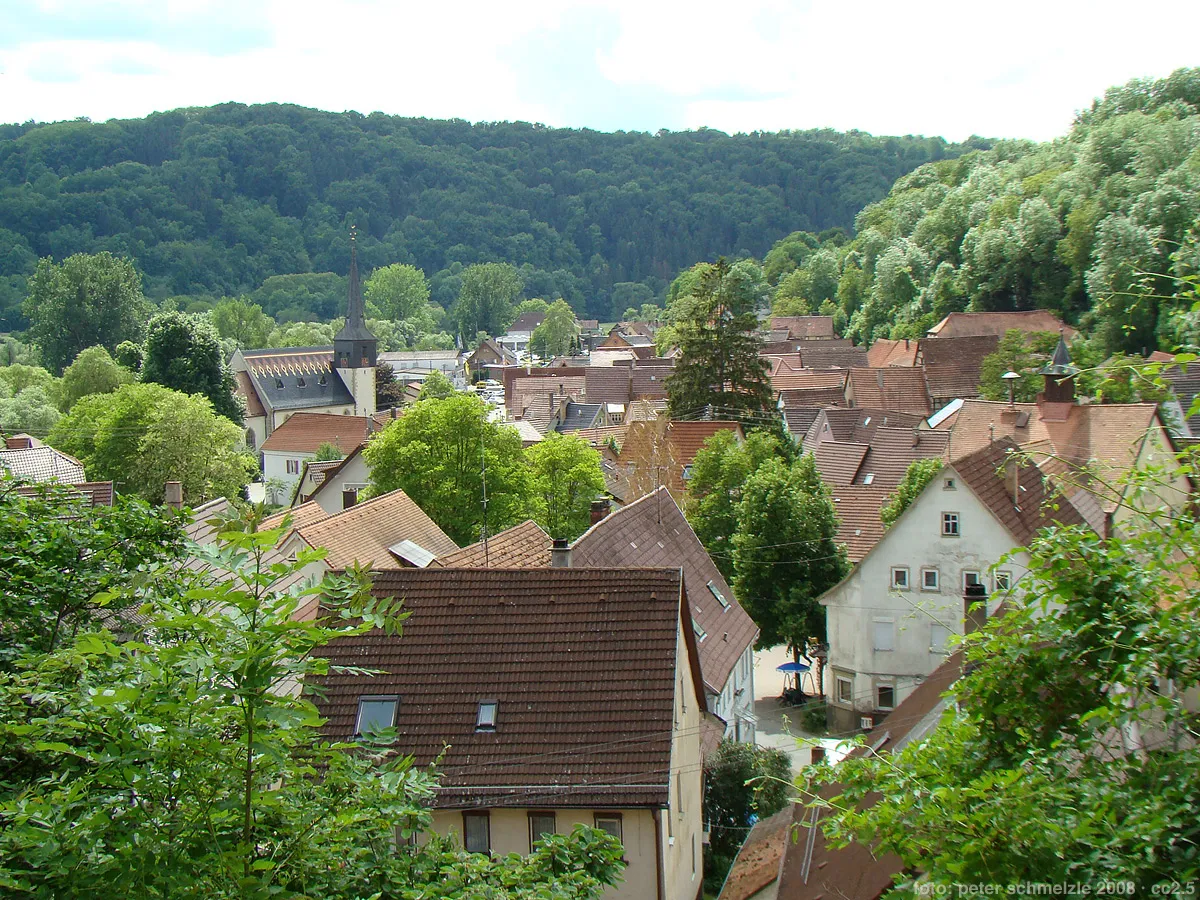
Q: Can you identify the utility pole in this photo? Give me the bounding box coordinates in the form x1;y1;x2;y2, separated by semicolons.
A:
480;434;489;567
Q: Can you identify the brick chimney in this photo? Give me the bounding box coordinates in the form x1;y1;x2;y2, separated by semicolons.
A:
550;538;572;568
590;498;610;525
6;435;34;450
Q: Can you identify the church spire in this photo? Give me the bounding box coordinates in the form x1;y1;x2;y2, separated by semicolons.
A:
345;225;366;330
334;224;378;369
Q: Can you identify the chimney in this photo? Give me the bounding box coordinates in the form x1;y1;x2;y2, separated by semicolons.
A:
6;435;33;450
551;538;572;568
391;406;399;419
164;481;184;509
590;498;610;525
876;370;885;390
963;582;988;635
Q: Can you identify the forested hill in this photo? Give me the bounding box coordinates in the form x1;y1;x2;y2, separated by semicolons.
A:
0;103;985;327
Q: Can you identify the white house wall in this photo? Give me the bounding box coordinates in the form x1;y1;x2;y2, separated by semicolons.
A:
309;453;371;515
711;644;756;743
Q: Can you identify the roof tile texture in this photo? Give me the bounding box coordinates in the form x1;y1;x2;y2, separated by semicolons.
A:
311;568;684;807
260;412;372;454
847;367;932;415
768;316;836;338
927;310;1076;339
296;488;458;567
434;519;552;568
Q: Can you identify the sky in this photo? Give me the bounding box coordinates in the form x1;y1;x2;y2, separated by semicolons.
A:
1;0;1198;142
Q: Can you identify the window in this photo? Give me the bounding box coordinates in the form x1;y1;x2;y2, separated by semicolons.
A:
872;619;894;652
594;814;622;843
963;571;982;591
994;570;1012;591
943;477;956;490
942;512;960;536
297;377;306;388
528;812;556;850
463;812;490;854
355;696;399;735
675;772;683;814
922;568;940;591
682;464;693;481
877;684;895;710
692;619;707;642
318;374;327;385
863;473;875;484
837;677;853;704
707;580;730;609
286;458;301;475
930;623;950;653
890;567;910;590
476;700;498;732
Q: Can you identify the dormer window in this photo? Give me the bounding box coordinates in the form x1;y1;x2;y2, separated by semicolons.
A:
863;473;875;484
476;700;498;731
318;374;327;385
274;378;284;389
297;377;306;388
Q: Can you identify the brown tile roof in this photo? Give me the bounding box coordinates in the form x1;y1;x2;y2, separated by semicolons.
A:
510;375;586;422
626;398;667;423
783;406;824;439
927;310;1076;339
770;368;849;395
185;497;237;545
813;441;870;486
310;568;692;808
951;438;1089;546
847;368;932;416
234;370;266;418
294;489;458;568
717;805;793;900
853;427;950;490
567;424;629;450
584;367;632;405
665;421;746;467
630;366;672;398
917;334;1000;403
829;485;890;563
799;344;869;369
433;519;551;568
261;499;332;533
303;444;367;506
866;338;918;368
260;412;372;454
778;386;847;409
13;480;115;507
301;458;344;486
572;487;759;695
769;316;836;339
807;408;926;448
777;653;963;900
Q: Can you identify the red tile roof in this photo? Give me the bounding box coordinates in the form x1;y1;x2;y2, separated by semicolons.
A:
813;441;870;486
770;368;849;396
717;806;793;900
260;412;372;454
829;485;890;563
866;338;918;368
294;489;458;568
261;499;332;533
846;368;932;416
310;567;695;808
768;316;836;339
433;519;552;568
572;487;759;695
927;310;1076;339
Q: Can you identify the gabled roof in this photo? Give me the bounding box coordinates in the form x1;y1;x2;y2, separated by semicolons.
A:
572;487;758;696
301;443;368;506
853;427;950;490
917;334;1000;401
433;519;552;568
237;347;356;412
866;338;918;368
507;311;547;333
261;499;332;533
630;365;672;398
768;316;836;339
717;805;794;900
468;338;518;366
12;479;115;508
556;401;604;432
234;370;267;418
770;368;849;396
829;485;890;563
0;440;86;484
813;441;870;486
927;310;1076;339
260;412;372;454
798;344;869;369
294;488;458;568
310;567;695;808
847;367;932;416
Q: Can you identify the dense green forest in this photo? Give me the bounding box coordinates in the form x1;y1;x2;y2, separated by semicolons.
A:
0;104;985;329
766;67;1200;354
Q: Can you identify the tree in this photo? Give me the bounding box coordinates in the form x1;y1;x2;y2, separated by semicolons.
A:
141;311;244;423
684;429;783;581
210;297;274;349
364;263;431;321
666;259;773;424
313;441;344;461
880;457;943;527
59;345;133;411
363;393;532;545
733;455;848;660
454;263;523;343
417;370;456;401
0;506;625;897
703;739;792;893
978;329;1060;401
812;492;1200;888
0;482;184;669
525;433;606;540
375;361;407;409
0;386;61;437
24;252;150;373
530;298;577;358
48;383;254;504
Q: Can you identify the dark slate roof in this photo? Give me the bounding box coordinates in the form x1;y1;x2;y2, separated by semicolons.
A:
508;311;547;333
1166;367;1200;434
557;401;604;432
572;487;759;696
311;567;696;808
333;238;375;343
240;347;354;412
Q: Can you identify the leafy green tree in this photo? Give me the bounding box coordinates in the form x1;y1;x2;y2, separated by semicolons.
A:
49;383;254;504
364;263;431;321
417;370;456;401
0;506;625;897
267;320;337;348
733;455;848;659
525;433;606;539
666;258;773;423
210;296;274;349
59;345;134;411
114;339;143;371
0;386;61;436
703;739;792;892
24;252;150;373
141;311;243;423
530;299;577;358
978;329;1060;401
0;483;184;669
880;457;943;527
684;429;783;581
363;393;532;545
375;362;407;409
312;441;344;461
415;331;456;351
0;363;60;401
813;495;1200;888
454;263;523;343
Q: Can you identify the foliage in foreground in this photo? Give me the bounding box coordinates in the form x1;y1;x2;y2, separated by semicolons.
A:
808;489;1200;889
0;499;625;899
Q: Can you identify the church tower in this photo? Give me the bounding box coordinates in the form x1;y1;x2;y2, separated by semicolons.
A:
333;227;378;416
1037;332;1078;405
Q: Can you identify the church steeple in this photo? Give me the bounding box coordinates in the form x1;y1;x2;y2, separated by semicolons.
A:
334;226;377;369
1038;331;1078;404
